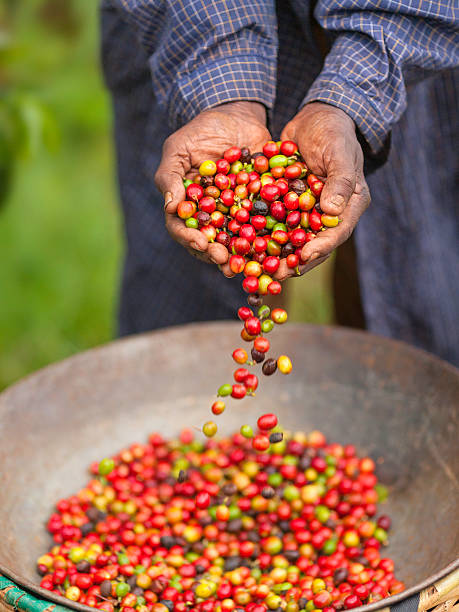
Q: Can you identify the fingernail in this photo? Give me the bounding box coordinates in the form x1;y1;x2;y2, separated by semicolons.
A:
163;191;173;211
190;241;203;252
309;252;320;262
210;256;219;264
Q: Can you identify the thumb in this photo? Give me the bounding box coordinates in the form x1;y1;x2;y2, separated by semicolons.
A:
320;158;356;216
155;161;186;213
280;120;296;143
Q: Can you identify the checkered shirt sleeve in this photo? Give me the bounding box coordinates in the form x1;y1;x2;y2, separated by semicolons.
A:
303;0;459;153
113;0;277;130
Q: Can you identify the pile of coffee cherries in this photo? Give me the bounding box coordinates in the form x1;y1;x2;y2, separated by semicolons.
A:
37;428;404;612
177;141;337;446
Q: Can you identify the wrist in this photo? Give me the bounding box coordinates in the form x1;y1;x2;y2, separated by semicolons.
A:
298;102;356;132
210;101;267;125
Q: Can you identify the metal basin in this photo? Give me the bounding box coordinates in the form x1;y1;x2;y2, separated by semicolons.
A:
0;323;458;611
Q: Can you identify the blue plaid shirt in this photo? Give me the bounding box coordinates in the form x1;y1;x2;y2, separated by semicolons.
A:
113;0;458;153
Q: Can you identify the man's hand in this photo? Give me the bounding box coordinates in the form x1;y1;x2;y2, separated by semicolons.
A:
275;102;371;281
155;101;271;270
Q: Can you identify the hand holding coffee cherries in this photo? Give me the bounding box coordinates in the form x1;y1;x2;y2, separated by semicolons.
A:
172;133;343;284
277;102;371;280
155;101;270;268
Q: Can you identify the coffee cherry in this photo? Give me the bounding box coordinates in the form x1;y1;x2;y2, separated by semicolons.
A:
321;214;340;227
260;184;280;203
286;254;299;268
203;421;218;437
196;491;211;509
177;200;197;219
277;355;292;374
261;319;274;333
242;277;259;294
216;504;230;521
271;308;288;324
224;146;242;164
309;208;323;231
240;424;254;438
263;256;280;275
232;348;248;364
244;261;262;278
262;358;277;376
280;140;298;156
299;191;316;211
254;337;270;353
257;414;278;430
231;384;247;399
290;228;307;247
238;307;253;321
245;317;261;336
258;274;273;295
251;348;265;363
218;384;232;397
211;401;225;415
244;374;258;392
98;458;115;476
267;281;282;295
262;141;280;158
247;293;263;308
199;160;217;176
261;486;275;499
252;434;270;452
233;368;249;383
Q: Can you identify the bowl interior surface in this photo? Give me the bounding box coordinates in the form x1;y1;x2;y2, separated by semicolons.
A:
1;323;458;609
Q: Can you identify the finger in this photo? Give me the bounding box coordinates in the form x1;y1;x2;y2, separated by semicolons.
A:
155;141;187;212
186;247;212;264
319;153;357;216
300;178;370;262
297;254;330;276
280;120;295;143
207;242;230;265
165;214;208;252
273;254;329;281
219;262;235;278
273;259;298;282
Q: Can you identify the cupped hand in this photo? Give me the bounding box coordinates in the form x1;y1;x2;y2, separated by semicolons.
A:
155;101;271;271
274;102;371;281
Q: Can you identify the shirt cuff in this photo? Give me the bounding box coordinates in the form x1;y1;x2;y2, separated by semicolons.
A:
302;73;390;155
165;55;276;131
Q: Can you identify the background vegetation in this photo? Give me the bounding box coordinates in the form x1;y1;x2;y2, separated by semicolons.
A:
0;0;332;390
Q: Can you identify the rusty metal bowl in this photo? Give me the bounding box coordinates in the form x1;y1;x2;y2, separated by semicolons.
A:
1;323;458;612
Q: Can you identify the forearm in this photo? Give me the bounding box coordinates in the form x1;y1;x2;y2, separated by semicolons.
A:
112;0;278;129
302;1;459;154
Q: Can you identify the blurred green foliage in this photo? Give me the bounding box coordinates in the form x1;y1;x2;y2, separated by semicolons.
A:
0;1;120;389
0;0;332;391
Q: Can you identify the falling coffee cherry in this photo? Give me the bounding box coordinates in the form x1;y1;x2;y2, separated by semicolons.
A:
262;358;277;376
257;414;278;431
251;348;265;363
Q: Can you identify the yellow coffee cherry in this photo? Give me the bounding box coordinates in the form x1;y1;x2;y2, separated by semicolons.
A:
277;355;293;374
65;586;81;601
321;214;340;227
199;160;217;176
